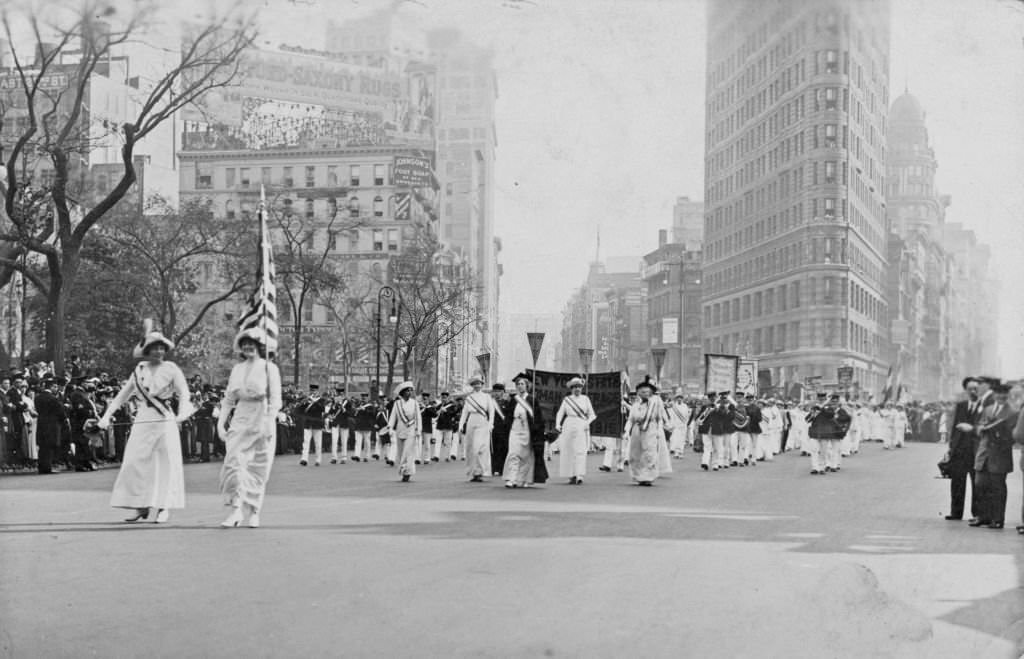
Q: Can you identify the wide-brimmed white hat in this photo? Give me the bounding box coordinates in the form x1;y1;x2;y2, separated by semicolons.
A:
133;330;174;359
567;377;585;388
468;375;484;386
393;381;415;397
234;326;268;351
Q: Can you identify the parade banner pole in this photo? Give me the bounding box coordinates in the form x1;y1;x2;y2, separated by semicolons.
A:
527;332;545;397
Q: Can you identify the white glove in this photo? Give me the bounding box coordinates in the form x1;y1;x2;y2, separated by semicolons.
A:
97;417;111;431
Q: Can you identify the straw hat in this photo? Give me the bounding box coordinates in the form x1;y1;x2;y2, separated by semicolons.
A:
132;320;174;359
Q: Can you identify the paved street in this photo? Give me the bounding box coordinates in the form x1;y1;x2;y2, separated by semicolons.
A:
1;441;1022;659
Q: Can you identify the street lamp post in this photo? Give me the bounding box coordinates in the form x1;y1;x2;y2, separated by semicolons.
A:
374;286;397;402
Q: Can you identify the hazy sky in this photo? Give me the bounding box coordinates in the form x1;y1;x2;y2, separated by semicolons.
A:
233;0;1024;376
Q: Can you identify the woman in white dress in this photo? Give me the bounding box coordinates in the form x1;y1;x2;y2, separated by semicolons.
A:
625;378;666;486
458;376;496;482
98;325;193;524
503;375;543;488
555;377;596;485
217;327;282;528
387;381;421;483
667;392;691;458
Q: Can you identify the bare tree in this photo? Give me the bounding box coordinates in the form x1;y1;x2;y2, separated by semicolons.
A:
270;192;370;385
0;1;257;371
375;226;482;393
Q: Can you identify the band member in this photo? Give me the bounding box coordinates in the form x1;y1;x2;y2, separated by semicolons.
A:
296;385;329;466
625;377;666;486
735;393;760;466
329;386;352;464
966;383;1017;529
554;377;596;485
458;376;498;482
503;374;546;488
433;392;459;462
695;392;715;471
375;400;394;465
806;393;851;474
707;392;736;471
388;382;421;482
600;389;635;473
352;393;375;462
98;324;193;524
417;393;437;465
217;327;282;529
667;391;691;459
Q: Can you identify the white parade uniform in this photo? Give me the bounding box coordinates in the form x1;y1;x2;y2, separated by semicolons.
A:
555;394;596;479
458;392;496;479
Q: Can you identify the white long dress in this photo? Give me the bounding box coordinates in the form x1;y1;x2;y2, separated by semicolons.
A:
458;392;495;478
626;397;666;483
218;358;282;512
105;361;193;510
555;394;596;478
503;395;536;487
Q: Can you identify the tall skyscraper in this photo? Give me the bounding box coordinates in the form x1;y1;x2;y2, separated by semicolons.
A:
703;0;891;396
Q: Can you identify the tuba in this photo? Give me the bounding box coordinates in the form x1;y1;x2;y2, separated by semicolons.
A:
732;406;749;429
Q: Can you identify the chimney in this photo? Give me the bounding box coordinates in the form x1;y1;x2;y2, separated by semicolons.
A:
658;229;667;247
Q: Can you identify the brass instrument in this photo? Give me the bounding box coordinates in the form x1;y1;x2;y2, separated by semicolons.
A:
732;406;749;429
695;406;713;426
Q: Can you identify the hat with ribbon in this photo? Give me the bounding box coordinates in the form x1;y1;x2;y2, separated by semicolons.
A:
133;319;174;359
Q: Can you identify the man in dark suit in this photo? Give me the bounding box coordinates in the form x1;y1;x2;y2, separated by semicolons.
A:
67;377;101;471
35;377;70;475
945;377;983;520
967;383;1017;529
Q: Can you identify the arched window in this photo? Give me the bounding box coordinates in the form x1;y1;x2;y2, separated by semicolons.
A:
373;195;384;217
349;196;359;218
225;199;235;220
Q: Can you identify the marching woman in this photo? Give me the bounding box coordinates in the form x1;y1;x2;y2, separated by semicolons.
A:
503;374;546;488
458;376;497;482
217;327;282;528
388;381;421;482
554;377;596;485
97;323;194;524
667;391;691;458
625;377;666;486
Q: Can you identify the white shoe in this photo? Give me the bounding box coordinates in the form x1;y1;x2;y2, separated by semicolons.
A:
247;513;260;528
220;507;243;528
154;509;170;524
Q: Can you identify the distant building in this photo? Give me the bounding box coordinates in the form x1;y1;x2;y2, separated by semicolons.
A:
703;0;891;396
498;312;561;381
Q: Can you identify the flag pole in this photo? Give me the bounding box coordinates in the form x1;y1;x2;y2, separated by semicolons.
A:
260;185;271;421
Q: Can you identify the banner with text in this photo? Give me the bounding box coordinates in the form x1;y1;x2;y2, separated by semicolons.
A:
704;353;739;394
527;369;623;438
736;360;758;396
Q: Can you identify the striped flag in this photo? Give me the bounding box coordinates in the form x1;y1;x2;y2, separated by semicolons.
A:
881;358;901;404
394;192;411;220
237;186;278;355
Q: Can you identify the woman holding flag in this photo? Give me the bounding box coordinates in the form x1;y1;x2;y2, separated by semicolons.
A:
98;322;194;523
388;381;421;482
555;377;597;485
624;377;666;486
458;376;498;482
217;328;282;528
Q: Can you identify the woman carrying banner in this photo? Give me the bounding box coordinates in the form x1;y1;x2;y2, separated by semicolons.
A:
98;322;194;524
458;376;497;482
217;327;282;528
503;374;545;488
625;377;666;486
555;377;597;485
388;381;421;482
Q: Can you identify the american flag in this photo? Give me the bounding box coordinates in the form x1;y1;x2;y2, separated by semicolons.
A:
881;358;901;404
236;186;278;355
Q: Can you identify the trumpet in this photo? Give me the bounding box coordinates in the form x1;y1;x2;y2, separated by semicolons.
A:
695;406;713;426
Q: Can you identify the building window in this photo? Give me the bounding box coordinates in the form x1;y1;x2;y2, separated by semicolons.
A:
372;229;384;251
283;167;293;188
350;165;360;187
754;291;762;316
349;229;359;250
349;196;359;218
387;228;399;251
328;231;338;251
824;276;835;303
824;238;835;263
791;281;800;307
282;198;293;217
373;196;384;217
261;167;272;185
779;285;787;311
824;198;836;219
225;199;235;220
374;164;385;186
327;166;338;187
824;161;836;183
765;289;774;314
825;49;838;73
305;166;316;188
225;168;235;188
239;168;250;188
302;299;313;323
825;124;838;148
195;162;212;189
305;198;314;220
